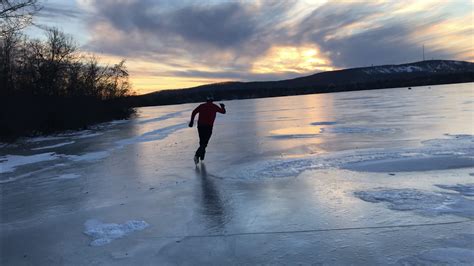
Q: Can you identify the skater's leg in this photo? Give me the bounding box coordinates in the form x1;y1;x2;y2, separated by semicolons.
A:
197;125;213;160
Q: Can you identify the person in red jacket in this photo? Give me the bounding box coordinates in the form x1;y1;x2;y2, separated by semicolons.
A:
189;96;226;164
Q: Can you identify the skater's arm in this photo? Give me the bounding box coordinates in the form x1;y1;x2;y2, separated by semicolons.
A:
189;106;200;127
217;103;226;114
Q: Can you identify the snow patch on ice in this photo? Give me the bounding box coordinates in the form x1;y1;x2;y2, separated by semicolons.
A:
84;219;149;246
354;188;474;218
0;152;58;173
31;141;75;150
436;184;474;197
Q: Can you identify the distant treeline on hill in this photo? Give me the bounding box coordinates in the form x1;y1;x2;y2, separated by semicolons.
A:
129;60;474;107
0;27;134;140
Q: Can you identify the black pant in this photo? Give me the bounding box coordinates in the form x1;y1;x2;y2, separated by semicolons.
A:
195;124;213;160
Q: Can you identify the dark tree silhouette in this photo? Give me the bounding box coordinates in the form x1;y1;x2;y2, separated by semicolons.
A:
0;2;135;140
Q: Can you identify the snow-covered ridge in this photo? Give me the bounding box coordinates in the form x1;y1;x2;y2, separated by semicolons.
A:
362;60;473;75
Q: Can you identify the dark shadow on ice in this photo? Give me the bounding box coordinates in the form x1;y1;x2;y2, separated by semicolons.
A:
196;164;227;232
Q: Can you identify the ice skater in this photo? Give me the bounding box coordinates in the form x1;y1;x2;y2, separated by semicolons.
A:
189;96;226;164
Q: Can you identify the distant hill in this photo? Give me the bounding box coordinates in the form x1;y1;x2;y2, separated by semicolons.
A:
128;60;474;106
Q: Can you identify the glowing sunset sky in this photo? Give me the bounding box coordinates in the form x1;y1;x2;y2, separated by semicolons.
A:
28;0;473;94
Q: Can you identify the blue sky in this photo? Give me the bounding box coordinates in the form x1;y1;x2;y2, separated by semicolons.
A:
26;0;474;94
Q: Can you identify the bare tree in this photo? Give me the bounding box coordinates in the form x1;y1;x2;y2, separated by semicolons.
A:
0;0;40;35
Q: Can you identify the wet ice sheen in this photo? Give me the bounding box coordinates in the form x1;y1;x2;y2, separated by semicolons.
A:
397;234;474;266
220;134;474;179
83;219;149;246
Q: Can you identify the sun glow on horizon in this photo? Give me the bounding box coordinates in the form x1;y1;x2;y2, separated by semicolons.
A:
251;45;335;74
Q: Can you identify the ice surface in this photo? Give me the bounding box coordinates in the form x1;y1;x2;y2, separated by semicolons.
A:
31;141;75;150
67;151;110;162
0;152;58;173
116;123;187;147
398;247;474;265
83;219;149;246
54;173;81;180
319;126;399;134
354;187;474;218
220;134;474;178
1;84;473;265
397;234;474;266
310;121;337;126
25;136;68;143
73;132;103;139
135;109;189;124
436;184;474;197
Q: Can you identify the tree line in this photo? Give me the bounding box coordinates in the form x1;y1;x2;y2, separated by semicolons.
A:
0;0;135;140
0;25;132;99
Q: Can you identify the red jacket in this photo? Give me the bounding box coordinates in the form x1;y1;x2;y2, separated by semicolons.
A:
191;102;226;126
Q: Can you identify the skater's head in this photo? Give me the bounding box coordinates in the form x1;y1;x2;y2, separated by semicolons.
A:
206;95;214;102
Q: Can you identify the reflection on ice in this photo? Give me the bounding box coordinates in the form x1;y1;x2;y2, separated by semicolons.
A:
220;134;474;179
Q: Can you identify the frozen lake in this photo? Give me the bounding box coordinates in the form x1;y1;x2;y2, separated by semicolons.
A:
1;83;473;265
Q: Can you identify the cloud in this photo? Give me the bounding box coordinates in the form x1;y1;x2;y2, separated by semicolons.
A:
291;1;474;67
37;3;84;19
75;0;473;93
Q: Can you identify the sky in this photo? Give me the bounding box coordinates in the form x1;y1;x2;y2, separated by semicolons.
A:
27;0;474;94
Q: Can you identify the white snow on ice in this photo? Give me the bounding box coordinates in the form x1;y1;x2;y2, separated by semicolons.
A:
83;219;149;246
1;121;186;178
31;141;75;151
0;153;58;174
353;187;474;218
